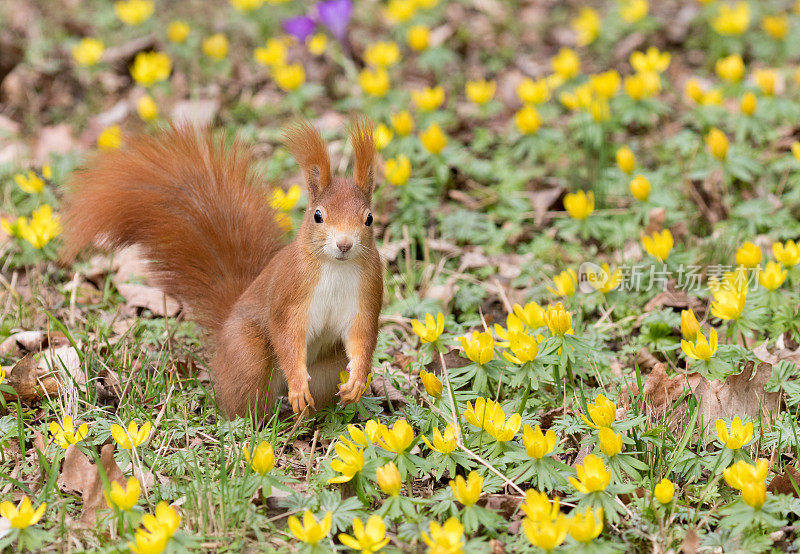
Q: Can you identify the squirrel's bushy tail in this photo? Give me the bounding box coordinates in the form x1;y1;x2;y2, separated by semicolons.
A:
61;124;284;331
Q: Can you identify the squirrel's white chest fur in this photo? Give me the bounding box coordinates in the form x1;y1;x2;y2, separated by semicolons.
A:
306;261;361;362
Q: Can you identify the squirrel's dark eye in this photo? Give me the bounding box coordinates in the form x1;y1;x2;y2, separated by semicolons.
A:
365;213;373;227
314;209;323;223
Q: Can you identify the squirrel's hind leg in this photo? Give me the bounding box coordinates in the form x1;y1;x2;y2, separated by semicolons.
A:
212;317;283;421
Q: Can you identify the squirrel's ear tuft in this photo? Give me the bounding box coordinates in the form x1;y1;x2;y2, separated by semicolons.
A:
349;116;376;196
283;121;331;199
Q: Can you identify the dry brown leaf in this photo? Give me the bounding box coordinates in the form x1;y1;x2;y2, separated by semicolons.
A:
116;283;180;317
2;353;61;403
681;528;700;554
767;466;800;497
34;123;74;165
0;330;69;356
694;361;781;438
39;346;83;386
58;444;126;524
640;363;702;421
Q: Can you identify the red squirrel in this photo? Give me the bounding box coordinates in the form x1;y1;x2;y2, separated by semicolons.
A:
61;119;383;420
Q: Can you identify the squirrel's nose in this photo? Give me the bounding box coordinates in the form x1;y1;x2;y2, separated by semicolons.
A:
336;239;353;253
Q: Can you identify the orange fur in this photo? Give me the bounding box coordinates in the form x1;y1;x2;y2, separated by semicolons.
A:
61;120;383;421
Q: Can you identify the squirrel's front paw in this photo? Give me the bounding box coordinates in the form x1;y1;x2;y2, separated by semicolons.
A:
288;379;316;414
339;361;368;404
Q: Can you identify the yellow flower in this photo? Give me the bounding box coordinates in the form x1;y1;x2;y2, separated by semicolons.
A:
422;425;458;454
522;514;569;551
773;240;800;266
513;301;547;328
563;190;594;220
137;95;158;122
547;270;577;297
735;241;761;267
598;427;623;457
412;86;445;111
465;79;496;105
377;419;415;454
581;394;616;430
711;287;747;321
716;53;745;82
551;48;580;82
287;510;332;544
590;70;620;99
629;174;650;201
458;331;495;365
759;261;787;291
681;327;718;361
762;13;789;40
72;37;104;67
716;416;753;449
681;309;700;341
422;517;465;554
0;367;5;385
17;205;61;249
42;165;52;180
339;516;390;554
307;33;327;55
514;105;541;135
522;424;557;459
97;125;122;151
494;313;525;347
130;51;172;87
705;128;729;160
202;34;229;60
390;111;414;136
521;489;560;520
243;440;275;475
49;415;89;449
105;476;141;511
419;370;443;398
270;185;302;211
114;0;154;26
449;471;483;506
129;527;168;554
385;155;411;186
742;479;767;509
110;420;152;449
654;478;675;504
358;67;390;97
545;303;572;336
571;7;601;46
345;421;381;447
364;41;400;68
724;459;769;490
328;439;365;484
684;79;705;104
623;73;647;100
230;0;264;11
407;25;430;51
620;0;648;23
517;77;550;104
712;2;750;35
586;263;622;294
740;91;758;115
630;47;670;74
167;21;190;43
588;97;610;122
754;68;778;96
724;459;769;509
641;229;673;262
274;63;306;92
463;397;521;441
0;496;46;529
503;331;540;364
420;123;447;155
374;123;393;150
138;504;179;552
14;171;45;194
569;506;604;542
376;462;402;495
384;0;417;23
569;453;611;493
700;88;723;106
254;38;287;67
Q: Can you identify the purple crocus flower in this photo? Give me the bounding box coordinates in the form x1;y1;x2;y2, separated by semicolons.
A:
283;16;316;43
317;0;352;41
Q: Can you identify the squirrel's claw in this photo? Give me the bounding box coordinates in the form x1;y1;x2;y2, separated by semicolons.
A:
289;381;316;414
338;362;367;404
